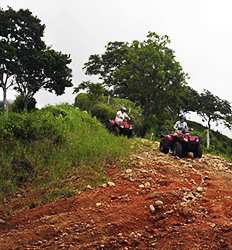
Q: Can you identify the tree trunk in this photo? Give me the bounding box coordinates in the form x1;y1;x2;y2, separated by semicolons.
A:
206;120;211;149
141;111;150;137
3;87;8;112
23;97;28;112
206;128;210;149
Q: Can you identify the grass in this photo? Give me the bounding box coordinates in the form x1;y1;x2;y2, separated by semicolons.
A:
0;105;132;207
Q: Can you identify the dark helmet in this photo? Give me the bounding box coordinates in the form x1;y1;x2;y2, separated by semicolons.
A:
121;106;127;112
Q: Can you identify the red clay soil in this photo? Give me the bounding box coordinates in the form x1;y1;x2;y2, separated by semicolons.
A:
1;142;232;250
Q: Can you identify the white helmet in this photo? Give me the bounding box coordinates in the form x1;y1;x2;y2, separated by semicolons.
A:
121;106;127;112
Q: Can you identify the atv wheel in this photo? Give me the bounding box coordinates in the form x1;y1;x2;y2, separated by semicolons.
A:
173;141;183;158
159;140;169;154
113;126;120;136
193;143;202;158
126;130;133;138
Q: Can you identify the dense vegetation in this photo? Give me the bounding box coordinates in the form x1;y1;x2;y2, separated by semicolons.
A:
0;6;232;209
188;121;232;159
81;32;232;144
74;90;232;160
0;105;131;202
74;87;144;135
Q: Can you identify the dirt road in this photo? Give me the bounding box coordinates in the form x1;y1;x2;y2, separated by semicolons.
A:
1;141;232;249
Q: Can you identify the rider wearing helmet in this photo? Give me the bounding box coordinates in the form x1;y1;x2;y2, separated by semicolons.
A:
174;115;189;133
115;106;130;126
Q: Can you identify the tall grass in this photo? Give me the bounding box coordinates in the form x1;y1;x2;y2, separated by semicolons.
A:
0;105;131;202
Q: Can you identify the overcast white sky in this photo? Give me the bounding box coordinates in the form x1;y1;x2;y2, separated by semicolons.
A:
1;0;232;136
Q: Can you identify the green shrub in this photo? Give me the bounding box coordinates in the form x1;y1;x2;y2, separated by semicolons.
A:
0;104;131;199
91;102;115;122
74;93;144;135
0;109;67;143
74;93;93;111
11;95;36;113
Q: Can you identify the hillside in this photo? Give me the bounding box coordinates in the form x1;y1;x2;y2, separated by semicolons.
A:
0;105;131;204
0;140;232;249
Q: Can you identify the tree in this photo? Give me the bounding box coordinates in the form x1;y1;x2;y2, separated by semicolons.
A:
11;95;36;113
84;41;129;86
0;7;72;111
167;86;200;116
84;32;188;134
197;89;232;148
73;81;108;101
0;7;45;110
14;48;72;111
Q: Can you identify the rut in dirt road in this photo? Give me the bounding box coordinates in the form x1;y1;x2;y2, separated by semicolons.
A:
0;141;232;250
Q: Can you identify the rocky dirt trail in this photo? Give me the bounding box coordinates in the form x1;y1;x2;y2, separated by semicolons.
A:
1;140;232;250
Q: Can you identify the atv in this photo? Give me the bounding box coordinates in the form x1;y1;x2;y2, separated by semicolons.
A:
107;118;133;138
160;130;202;158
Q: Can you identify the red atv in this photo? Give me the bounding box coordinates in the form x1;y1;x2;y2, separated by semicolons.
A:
160;130;202;158
108;118;133;138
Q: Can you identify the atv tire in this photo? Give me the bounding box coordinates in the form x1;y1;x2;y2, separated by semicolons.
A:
126;130;133;138
113;126;120;136
159;140;169;154
193;143;202;158
173;141;183;158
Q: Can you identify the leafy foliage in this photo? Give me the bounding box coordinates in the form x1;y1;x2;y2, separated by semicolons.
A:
91;102;115;122
82;33;232;139
73;81;108;99
84;32;188;133
0;7;72;111
11;95;36;113
197;89;232;129
188;120;232;158
0;110;65;142
74;92;144;135
14;48;72;110
0;7;45;108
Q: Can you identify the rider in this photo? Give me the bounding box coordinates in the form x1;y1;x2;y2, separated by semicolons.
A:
115;106;130;126
174;115;189;133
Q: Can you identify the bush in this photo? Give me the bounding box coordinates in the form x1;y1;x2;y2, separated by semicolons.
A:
0;105;131;199
91;102;115;122
74;93;93;111
74;93;144;135
0;111;65;142
11;95;36;113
